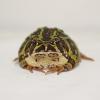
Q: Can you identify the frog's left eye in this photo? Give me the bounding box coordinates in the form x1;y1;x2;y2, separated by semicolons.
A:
47;44;56;52
35;45;45;52
32;40;36;44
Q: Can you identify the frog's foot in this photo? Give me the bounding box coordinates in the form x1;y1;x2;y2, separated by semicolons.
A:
45;65;65;75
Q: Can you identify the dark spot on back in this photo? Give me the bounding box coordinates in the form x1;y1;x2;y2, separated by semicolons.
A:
42;27;51;41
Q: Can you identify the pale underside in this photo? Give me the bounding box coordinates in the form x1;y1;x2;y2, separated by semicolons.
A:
25;51;68;72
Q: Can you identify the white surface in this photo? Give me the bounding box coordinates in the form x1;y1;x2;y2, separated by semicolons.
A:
0;0;100;32
0;0;100;100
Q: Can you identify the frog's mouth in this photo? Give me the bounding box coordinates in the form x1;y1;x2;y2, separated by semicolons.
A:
25;51;68;69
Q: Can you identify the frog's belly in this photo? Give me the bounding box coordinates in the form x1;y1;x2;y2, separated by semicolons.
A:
25;52;68;68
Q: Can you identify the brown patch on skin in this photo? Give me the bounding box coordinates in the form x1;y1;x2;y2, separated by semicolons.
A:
45;65;65;75
23;64;64;74
25;64;45;73
32;67;45;73
57;66;65;75
64;63;73;71
46;66;58;74
80;53;94;61
17;58;45;73
25;65;33;73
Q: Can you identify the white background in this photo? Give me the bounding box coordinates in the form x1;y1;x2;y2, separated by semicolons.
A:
0;0;100;100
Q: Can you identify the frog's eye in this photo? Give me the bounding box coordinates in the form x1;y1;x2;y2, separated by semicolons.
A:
47;44;56;52
35;45;45;52
32;40;36;44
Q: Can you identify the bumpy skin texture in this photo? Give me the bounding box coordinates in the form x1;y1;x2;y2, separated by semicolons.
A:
16;27;93;74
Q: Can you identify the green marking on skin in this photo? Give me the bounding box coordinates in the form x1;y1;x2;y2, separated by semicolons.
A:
34;44;43;51
71;55;77;61
67;50;77;61
39;28;44;39
19;40;31;55
51;30;57;38
53;30;57;36
68;50;73;56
